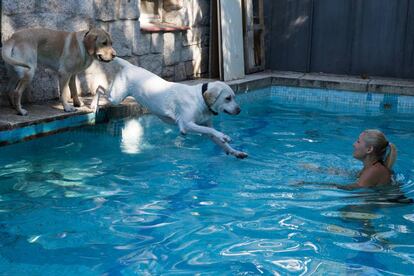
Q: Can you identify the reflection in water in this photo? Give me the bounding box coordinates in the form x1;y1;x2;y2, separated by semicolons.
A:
336;184;413;273
121;119;144;154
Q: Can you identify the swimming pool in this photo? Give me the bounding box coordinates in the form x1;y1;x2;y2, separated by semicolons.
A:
0;86;413;275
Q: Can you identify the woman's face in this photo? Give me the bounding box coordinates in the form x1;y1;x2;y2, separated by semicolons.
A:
353;132;370;160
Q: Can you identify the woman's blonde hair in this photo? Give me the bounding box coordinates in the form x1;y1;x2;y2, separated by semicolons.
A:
362;129;397;169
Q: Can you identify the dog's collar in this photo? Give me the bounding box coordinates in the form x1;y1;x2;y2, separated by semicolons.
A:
202;83;218;116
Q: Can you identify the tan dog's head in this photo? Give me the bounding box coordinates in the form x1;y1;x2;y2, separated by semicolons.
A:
203;81;241;115
84;28;116;62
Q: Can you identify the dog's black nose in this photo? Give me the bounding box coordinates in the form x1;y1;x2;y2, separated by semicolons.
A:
235;106;241;114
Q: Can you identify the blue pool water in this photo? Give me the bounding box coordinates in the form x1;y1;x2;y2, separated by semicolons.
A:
0;86;413;275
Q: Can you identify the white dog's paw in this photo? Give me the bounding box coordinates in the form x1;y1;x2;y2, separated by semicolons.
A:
234;151;248;159
18;108;28;116
64;105;77;112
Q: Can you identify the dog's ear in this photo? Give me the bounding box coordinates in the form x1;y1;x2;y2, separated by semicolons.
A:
84;30;97;56
203;85;222;107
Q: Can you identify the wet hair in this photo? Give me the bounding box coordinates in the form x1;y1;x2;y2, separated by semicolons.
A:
362;129;397;169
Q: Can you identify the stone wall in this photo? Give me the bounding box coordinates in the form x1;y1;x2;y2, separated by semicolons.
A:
0;0;210;106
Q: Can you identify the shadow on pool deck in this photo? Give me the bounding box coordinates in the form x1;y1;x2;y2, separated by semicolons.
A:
1;71;414;145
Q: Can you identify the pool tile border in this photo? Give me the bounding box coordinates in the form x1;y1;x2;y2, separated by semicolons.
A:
0;112;97;146
1;72;414;146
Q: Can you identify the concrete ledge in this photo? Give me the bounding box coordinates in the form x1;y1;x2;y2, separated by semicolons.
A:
1;71;414;146
367;78;414;95
298;73;369;92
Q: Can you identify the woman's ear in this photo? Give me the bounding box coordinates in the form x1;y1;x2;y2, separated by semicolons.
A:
366;145;374;154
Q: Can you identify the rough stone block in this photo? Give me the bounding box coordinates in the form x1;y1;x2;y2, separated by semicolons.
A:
184;61;195;78
94;0;117;22
108;20;135;56
55;16;92;32
174;63;187;81
2;14;59;38
30;67;60;102
151;33;163;54
2;13;91;42
181;45;202;62
37;0;94;17
139;54;163;76
162;66;175;80
164;49;181;66
133;30;151;56
0;59;10;106
2;0;36;15
163;32;182;66
163;32;177;52
119;0;140;20
123;56;140;67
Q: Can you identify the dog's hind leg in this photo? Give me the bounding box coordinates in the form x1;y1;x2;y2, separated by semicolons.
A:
69;75;83;107
9;58;36;115
13;79;30;116
6;77;18;108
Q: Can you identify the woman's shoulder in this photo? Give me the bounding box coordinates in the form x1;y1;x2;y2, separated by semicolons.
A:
359;163;391;187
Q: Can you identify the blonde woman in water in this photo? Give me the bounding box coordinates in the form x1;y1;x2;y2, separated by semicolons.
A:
341;129;397;190
300;129;398;190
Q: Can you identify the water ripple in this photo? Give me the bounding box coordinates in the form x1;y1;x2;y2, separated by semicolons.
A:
221;239;316;257
334;241;385;253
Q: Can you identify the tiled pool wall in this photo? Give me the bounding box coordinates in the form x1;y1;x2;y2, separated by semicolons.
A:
270;86;414;114
1;76;414;146
0;113;98;146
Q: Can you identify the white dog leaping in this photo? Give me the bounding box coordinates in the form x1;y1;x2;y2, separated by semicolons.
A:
92;57;248;159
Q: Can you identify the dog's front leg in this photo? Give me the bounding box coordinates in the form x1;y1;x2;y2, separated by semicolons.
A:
210;135;248;159
59;75;77;112
179;121;231;143
179;121;248;159
69;75;83;107
205;120;248;159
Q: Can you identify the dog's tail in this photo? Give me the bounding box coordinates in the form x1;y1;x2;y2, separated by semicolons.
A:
1;40;31;69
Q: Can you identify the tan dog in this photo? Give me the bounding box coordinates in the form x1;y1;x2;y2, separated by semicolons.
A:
1;27;116;115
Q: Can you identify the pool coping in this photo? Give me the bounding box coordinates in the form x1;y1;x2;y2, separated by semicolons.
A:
1;71;414;146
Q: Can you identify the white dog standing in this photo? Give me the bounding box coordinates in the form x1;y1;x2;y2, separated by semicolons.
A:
92;57;248;159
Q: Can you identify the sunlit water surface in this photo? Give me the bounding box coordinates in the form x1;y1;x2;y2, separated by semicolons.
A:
0;87;413;275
